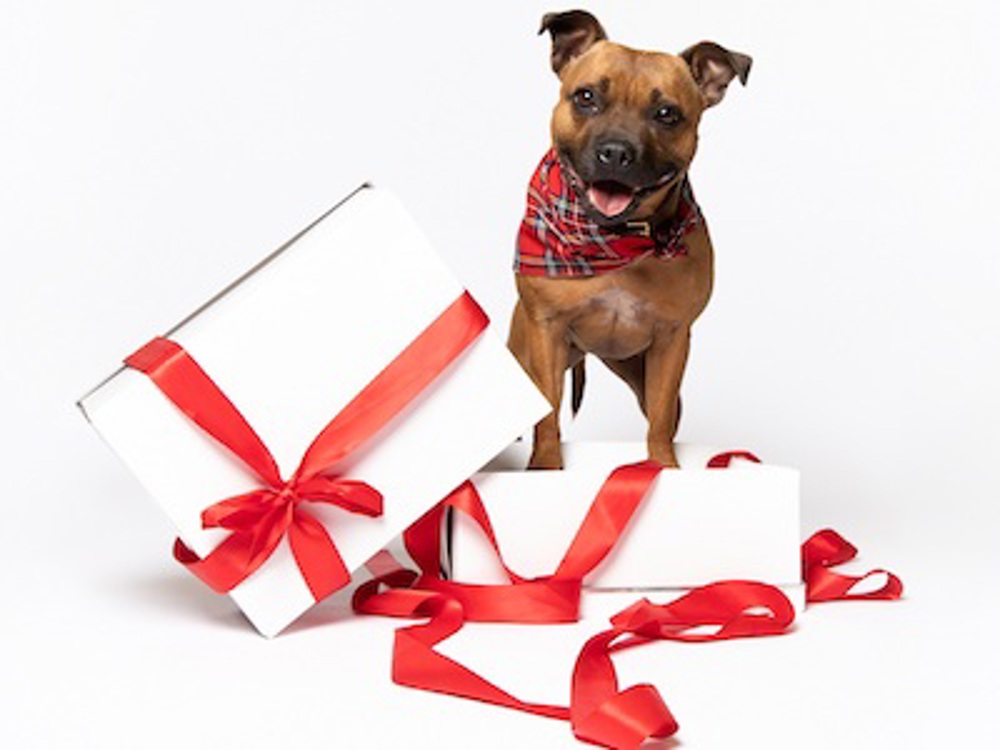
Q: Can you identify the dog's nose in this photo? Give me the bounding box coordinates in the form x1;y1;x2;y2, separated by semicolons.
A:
595;140;636;169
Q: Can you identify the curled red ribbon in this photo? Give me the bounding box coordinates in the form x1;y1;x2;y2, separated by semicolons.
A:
126;291;488;601
803;527;904;602
355;453;903;749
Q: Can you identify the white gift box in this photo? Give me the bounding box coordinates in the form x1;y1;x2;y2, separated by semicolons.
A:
79;186;550;637
447;442;803;606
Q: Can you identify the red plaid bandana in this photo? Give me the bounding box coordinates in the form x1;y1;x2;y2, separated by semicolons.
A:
515;149;703;277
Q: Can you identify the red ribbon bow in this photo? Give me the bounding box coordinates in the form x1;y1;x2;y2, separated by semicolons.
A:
126;292;488;602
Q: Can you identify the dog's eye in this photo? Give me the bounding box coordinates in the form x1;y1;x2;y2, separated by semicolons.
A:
654;104;683;127
572;87;599;114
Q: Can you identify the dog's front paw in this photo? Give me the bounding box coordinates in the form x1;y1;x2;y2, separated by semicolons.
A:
648;443;679;469
528;445;564;470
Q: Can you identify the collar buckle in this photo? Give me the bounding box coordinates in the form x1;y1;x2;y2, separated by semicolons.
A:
623;220;652;238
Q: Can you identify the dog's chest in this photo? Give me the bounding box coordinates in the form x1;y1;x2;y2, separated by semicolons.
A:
567;286;657;360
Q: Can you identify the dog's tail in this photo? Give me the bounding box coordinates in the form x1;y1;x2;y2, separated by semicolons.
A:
571;359;586;416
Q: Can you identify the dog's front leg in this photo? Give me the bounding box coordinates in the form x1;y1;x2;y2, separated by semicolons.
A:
644;326;691;468
522;316;570;470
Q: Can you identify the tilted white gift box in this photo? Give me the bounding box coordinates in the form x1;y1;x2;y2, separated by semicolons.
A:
447;442;804;609
79;186;550;637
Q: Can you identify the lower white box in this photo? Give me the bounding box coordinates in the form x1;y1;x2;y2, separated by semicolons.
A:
447;442;802;595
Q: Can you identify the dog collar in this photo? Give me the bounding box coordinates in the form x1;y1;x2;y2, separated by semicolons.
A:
515;149;703;277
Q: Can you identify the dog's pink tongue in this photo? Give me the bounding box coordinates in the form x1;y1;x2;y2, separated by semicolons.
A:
586;183;634;217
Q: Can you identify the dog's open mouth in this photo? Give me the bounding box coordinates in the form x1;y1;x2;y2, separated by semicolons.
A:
583;172;678;220
559;154;679;222
586;181;637;219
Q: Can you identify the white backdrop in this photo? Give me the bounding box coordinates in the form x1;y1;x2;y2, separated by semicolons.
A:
2;1;998;748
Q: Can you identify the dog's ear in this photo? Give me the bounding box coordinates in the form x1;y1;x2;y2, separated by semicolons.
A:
539;10;607;75
680;42;752;107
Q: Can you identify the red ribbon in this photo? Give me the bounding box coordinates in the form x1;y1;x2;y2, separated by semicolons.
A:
354;453;903;749
803;527;904;602
125;291;488;601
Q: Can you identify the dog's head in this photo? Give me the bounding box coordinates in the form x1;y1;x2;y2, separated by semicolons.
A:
541;10;751;226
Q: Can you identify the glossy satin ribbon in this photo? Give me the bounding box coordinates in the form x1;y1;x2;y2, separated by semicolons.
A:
803;527;903;602
125;291;488;601
354;452;903;749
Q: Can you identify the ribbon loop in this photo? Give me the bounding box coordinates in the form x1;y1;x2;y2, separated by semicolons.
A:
706;450;761;468
571;679;677;750
803;528;904;603
200;490;277;531
295;477;384;517
609;581;796;644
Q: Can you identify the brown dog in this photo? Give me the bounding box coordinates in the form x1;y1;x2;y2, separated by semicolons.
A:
508;10;751;469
